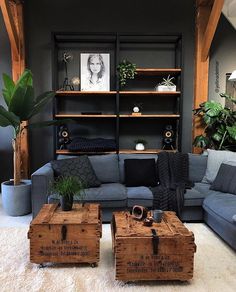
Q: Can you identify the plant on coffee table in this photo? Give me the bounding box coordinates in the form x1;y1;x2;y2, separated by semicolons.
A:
50;176;85;211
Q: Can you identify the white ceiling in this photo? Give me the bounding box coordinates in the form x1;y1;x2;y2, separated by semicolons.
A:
222;0;236;29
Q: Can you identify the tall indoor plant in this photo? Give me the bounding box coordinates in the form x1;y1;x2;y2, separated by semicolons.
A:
193;93;236;150
0;69;59;215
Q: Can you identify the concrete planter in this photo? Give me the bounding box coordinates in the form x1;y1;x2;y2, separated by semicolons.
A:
156;85;176;92
1;179;32;216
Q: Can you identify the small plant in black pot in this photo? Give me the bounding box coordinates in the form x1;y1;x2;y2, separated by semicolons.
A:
50;176;85;211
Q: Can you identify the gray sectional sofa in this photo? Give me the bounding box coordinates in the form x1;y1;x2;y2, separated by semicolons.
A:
31;153;236;251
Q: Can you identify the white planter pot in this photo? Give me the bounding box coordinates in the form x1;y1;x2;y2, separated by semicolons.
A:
135;143;145;151
156;85;176;92
1;179;32;216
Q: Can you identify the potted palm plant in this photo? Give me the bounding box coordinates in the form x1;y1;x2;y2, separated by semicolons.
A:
49;176;85;211
0;69;62;216
193;93;236;150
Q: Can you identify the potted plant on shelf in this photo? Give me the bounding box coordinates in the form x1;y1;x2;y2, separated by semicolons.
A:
134;139;147;151
156;75;176;92
193;93;236;151
117;59;137;87
0;69;63;216
49;176;85;211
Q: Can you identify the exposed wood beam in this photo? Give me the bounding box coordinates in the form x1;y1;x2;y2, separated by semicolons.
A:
0;0;19;56
202;0;224;61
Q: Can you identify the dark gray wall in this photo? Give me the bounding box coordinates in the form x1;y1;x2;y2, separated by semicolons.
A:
209;15;236;104
0;0;196;182
24;0;195;173
0;11;13;184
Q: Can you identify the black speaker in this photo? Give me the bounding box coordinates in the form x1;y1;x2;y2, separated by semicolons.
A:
58;125;71;149
162;125;175;150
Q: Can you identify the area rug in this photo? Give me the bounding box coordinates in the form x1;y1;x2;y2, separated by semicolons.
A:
0;223;235;292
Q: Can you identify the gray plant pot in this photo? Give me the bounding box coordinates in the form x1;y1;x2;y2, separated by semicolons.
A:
1;179;32;216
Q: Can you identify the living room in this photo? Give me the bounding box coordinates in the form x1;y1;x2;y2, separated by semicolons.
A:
0;0;236;291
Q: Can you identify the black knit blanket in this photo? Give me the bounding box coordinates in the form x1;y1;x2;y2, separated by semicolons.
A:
150;152;193;218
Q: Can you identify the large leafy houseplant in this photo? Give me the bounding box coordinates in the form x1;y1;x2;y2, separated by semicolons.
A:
193;93;236;150
0;69;60;186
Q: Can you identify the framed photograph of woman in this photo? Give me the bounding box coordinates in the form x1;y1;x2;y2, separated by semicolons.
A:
80;53;110;91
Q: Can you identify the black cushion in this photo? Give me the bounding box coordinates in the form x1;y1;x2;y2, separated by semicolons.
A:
210;163;236;195
51;156;101;188
124;159;158;187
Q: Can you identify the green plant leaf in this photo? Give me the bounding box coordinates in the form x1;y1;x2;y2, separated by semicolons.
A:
220;93;236;105
204;101;223;117
14;69;33;88
212;132;223;142
227;126;236;140
2;73;15;106
29;91;55;118
0;105;20;128
8;85;28;118
193;135;209;148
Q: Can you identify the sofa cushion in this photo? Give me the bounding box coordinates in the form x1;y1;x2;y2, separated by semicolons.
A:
184;188;206;207
88;154;120;183
124;159;158;187
188;153;207;182
202;149;236;183
126;186;153;208
48;183;127;208
119;154;158;183
51;156;101;188
210;163;236;195
203;192;236;224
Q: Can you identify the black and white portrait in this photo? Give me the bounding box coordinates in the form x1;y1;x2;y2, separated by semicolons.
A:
80;53;110;91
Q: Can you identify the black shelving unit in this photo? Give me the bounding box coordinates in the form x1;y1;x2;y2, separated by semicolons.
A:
52;32;182;157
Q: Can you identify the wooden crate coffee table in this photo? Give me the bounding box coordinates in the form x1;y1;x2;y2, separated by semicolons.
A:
28;203;101;267
111;211;196;281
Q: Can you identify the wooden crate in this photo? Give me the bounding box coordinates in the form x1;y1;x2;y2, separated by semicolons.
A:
111;211;196;281
28;203;102;266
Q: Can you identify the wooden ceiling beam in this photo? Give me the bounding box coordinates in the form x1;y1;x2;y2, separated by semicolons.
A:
202;0;224;61
0;0;19;56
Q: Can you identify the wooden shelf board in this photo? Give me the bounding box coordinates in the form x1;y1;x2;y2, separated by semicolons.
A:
56;90;116;96
55;114;116;118
119;149;177;154
119;91;180;95
119;114;180;118
136;68;181;76
56;150;117;155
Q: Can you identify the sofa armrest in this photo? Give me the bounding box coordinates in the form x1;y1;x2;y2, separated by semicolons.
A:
31;163;54;218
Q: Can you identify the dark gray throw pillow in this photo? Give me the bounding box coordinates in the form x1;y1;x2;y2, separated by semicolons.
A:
210;163;236;195
124;158;158;187
51;156;101;188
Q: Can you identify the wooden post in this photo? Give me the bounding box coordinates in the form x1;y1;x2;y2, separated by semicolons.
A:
193;0;224;153
0;0;29;178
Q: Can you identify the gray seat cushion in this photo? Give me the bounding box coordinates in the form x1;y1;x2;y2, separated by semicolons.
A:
184;188;206;207
119;154;158;183
126;186;153;208
203;192;236;224
188;153;207;182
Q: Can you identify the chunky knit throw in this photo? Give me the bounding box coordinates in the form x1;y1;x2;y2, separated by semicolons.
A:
151;152;193;218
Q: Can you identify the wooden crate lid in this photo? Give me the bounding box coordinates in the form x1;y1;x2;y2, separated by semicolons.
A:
113;211;193;238
31;203;100;225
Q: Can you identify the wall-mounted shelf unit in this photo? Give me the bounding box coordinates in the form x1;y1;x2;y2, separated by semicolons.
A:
52;33;182;156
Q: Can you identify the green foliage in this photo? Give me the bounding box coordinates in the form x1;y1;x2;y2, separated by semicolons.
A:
0;69;56;136
49;176;86;201
193;93;236;150
159;75;175;87
117;59;137;87
134;139;147;145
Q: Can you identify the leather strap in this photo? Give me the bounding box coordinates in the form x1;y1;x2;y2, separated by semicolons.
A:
151;228;159;255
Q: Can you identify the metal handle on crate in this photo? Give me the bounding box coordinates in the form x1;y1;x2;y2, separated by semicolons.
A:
61;225;67;241
151;228;159;255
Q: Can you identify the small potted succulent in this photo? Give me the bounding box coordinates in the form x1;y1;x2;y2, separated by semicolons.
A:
117;59;137;87
134;139;147;151
156;75;176;92
49;176;86;211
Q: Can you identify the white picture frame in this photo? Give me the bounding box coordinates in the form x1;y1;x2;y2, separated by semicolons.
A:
80;53;110;91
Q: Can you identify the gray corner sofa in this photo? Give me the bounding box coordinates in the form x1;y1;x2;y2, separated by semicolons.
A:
31;153;236;251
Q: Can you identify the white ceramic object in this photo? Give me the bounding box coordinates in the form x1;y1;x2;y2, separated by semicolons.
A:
156;85;176;92
133;106;140;113
135;143;145;151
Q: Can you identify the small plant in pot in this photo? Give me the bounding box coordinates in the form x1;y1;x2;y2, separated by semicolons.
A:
117;59;137;87
0;69;66;216
50;176;85;211
156;75;176;92
134;139;147;151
